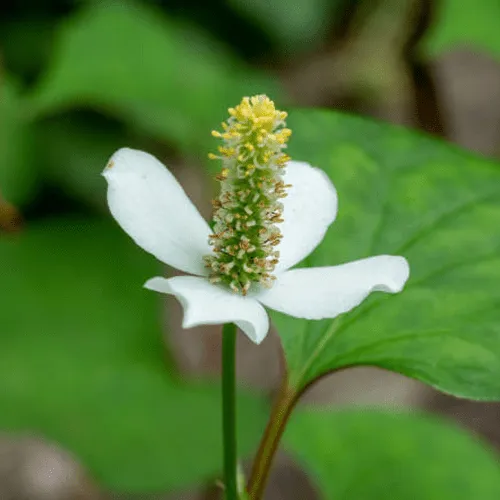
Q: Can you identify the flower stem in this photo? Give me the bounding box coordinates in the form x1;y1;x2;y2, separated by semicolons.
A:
247;380;298;500
222;322;238;500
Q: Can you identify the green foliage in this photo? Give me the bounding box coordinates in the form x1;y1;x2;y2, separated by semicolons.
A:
0;218;267;492
423;0;500;60
285;409;500;499
0;78;38;204
28;1;282;156
272;109;500;400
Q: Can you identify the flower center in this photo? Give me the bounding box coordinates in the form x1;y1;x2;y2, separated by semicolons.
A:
204;95;292;295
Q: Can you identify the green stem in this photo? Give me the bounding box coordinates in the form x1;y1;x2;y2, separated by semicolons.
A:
222;323;238;500
247;380;298;500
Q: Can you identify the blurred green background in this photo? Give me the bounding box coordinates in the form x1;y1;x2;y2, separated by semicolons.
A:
2;0;500;499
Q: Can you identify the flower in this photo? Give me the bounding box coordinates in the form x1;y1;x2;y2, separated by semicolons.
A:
103;98;409;345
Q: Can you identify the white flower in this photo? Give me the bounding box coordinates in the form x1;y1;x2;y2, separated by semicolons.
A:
103;148;409;344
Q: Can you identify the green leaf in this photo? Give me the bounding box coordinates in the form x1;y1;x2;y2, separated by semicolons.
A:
273;109;500;400
422;0;500;60
285;409;500;499
0;218;267;492
29;1;282;155
0;78;38;205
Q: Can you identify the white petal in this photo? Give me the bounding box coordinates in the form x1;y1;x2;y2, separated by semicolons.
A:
276;161;338;272
145;276;270;344
103;148;211;275
258;256;409;319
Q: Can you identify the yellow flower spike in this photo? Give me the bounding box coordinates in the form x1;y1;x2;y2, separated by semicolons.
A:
204;95;292;294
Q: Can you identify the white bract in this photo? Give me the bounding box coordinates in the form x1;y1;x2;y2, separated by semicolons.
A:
103;147;409;344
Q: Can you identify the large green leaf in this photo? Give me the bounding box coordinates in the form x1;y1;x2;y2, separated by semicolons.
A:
0;218;267;492
0;78;38;205
272;109;500;399
423;0;500;61
28;1;281;155
285;409;500;499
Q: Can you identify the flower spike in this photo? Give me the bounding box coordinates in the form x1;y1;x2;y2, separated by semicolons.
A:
205;95;292;295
